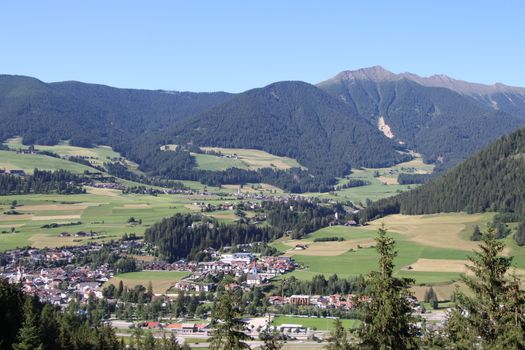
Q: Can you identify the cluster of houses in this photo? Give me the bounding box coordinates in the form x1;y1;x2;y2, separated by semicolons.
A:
0;242;146;305
268;294;357;310
1;263;112;306
193;200;264;213
144;252;297;291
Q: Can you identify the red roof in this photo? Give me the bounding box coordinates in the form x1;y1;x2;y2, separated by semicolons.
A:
166;323;182;329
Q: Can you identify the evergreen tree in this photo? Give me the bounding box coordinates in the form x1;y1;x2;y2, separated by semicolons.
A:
444;230;525;348
516;218;525;246
259;328;284;350
423;287;438;310
355;224;419;349
13;297;44;350
209;293;251;350
470;224;481;241
325;319;351;350
494;222;511;239
157;333;191;350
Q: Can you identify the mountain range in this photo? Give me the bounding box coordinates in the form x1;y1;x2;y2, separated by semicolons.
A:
1;67;525;189
318;66;525;170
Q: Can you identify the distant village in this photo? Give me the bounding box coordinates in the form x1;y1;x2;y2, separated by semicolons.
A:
0;240;297;306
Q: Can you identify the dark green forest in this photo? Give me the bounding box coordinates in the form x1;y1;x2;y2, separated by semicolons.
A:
145;200;342;261
162;81;410;177
362;127;525;221
144;214;280;261
0;169;86;195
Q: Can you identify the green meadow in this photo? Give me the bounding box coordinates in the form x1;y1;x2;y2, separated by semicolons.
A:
106;271;190;294
0;189;241;251
306;154;434;204
164;145;305;172
274;212;525;285
0;150;94;174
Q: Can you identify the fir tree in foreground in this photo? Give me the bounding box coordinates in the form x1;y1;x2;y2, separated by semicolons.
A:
445;229;525;349
13;297;44;350
355;224;419;350
209;293;251;350
259;328;285;350
325;318;351;350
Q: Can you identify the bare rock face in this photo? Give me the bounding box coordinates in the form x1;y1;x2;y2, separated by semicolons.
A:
319;66;525;97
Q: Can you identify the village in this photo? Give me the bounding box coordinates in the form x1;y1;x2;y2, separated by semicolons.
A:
0;241;298;306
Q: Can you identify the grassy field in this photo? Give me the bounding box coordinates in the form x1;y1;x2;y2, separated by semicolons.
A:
162;145;304;171
0;189;242;251
306;154;434;204
272;212;525;287
3;137;143;171
106;271;190;294
0;150;95;174
272;316;359;331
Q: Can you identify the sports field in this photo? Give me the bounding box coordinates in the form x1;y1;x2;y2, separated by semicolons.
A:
272;316;359;331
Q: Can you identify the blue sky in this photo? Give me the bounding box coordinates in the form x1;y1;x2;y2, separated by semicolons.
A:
1;1;524;92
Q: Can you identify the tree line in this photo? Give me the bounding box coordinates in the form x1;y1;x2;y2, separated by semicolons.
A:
0;169;86;195
144;214;281;262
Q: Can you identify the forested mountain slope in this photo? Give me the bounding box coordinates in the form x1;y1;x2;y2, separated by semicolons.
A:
362;127;525;220
318;67;525;171
0;75;232;148
161;81;410;176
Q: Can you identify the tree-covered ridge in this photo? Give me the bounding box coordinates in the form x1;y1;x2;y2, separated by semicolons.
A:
162;81;410;177
362;127;525;221
0;75;232;148
319;77;525;171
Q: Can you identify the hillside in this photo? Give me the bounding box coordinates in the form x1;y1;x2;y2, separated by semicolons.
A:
318;67;525;170
162;81;410;176
0;75;232;148
362;126;525;220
